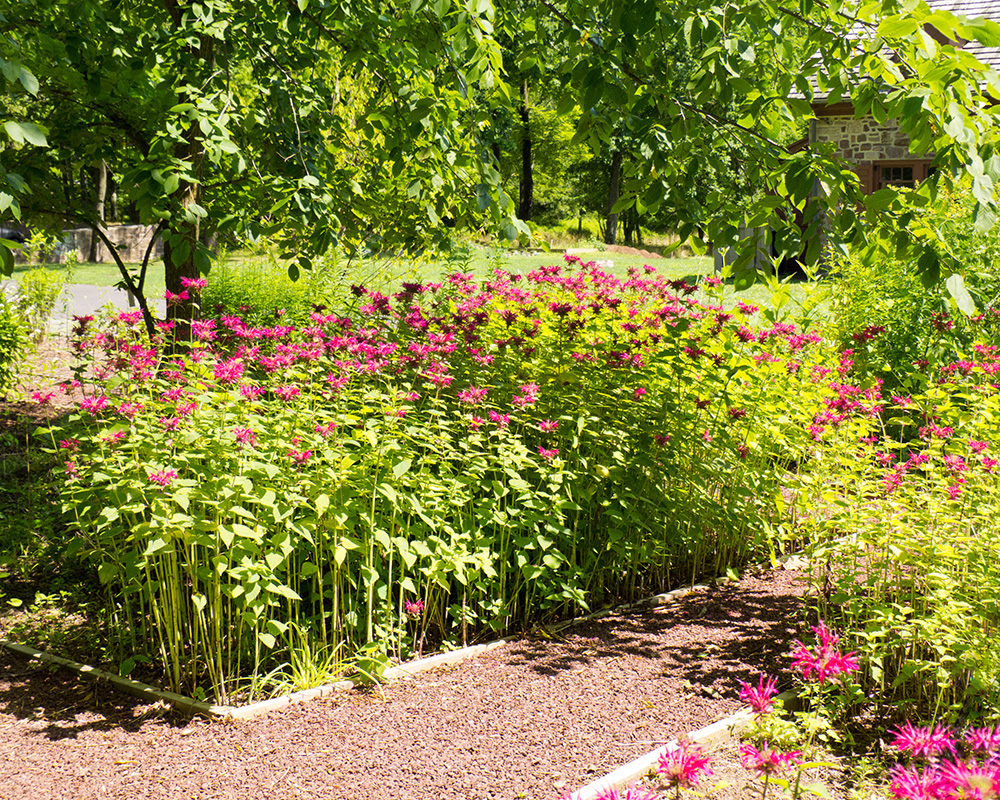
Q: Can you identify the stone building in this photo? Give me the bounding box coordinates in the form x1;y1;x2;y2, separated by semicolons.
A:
811;0;1000;195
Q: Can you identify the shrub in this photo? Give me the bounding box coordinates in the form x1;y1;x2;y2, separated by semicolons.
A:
0;294;25;394
201;251;347;325
48;259;868;702
14;268;66;342
794;341;1000;720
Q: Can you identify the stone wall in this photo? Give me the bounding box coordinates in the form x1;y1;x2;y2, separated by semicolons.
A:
15;224;163;264
814;115;917;162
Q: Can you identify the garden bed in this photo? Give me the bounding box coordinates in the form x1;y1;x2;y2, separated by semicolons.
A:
0;565;809;800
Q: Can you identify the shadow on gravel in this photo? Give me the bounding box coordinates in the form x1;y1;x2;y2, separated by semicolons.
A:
0;651;192;740
502;572;808;699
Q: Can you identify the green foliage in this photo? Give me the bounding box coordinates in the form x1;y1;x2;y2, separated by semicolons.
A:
0;293;25;393
201;251;345;325
47;260;853;702
793;348;1000;721
13;267;65;341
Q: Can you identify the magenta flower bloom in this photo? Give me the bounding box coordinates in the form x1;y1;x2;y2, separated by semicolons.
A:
538;447;559;461
938;760;1000;797
58;438;80;452
180;276;208;290
657;741;713;790
80;395;110;415
966;725;1000;756
789;621;859;685
592;785;660;800
889;765;944;799
538;419;559;432
288;449;312;465
739;742;800;776
891;722;957;760
728;407;747;420
232;427;257;447
31;390;55;404
739;673;778;717
458;386;489;406
469;415;485;430
488;410;510;429
314;422;338;437
148;468;178;487
404;599;424;619
633;387;648;399
274;385;301;402
164;289;189;305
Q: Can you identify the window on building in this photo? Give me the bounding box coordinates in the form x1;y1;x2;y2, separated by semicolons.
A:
874;160;934;191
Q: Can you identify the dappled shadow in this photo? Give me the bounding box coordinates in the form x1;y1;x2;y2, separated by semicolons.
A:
0;649;193;740
502;570;809;700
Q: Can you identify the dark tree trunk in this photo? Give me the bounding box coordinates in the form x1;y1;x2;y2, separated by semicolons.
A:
604;150;622;246
88;159;107;262
518;79;533;222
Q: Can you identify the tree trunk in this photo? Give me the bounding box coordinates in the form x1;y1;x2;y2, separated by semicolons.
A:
518;79;533;222
88;159;107;262
604;150;622;246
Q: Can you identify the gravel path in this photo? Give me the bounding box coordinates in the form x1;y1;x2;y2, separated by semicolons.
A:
0;566;808;800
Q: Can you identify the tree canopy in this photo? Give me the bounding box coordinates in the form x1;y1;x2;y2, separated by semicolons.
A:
3;0;1000;320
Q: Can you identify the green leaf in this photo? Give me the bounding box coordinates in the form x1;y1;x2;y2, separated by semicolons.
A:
3;120;48;147
945;273;976;316
143;536;172;556
917;249;940;288
392;458;412;478
258;632;276;648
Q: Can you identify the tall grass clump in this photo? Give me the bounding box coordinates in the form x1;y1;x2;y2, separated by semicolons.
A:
45;258;864;701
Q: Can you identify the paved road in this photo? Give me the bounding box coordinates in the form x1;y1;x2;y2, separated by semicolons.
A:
1;280;166;336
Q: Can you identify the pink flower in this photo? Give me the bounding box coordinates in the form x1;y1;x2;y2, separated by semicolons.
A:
469;415;485;430
214;358;245;385
191;319;217;340
969;440;989;454
592;786;660;800
789;621;859;685
233;427;257;447
404;599;424;618
966;725;1000;756
64;460;78;478
315;422;338;437
164;289;189;305
80;395;110;415
149;468;178;487
488;410;510;429
633;387;647;399
739;742;800;776
538;419;559;432
458;386;489;406
739;674;778;717
275;385;301;402
538;447;559;461
180;277;208;290
938;760;1000;798
889;765;944;799
58;438;80;451
657;742;713;790
160;417;181;431
946;484;962;500
728;407;747;420
891;722;956;760
288;449;312;465
31;391;55;404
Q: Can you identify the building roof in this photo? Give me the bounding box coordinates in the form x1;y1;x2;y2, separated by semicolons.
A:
812;0;1000;105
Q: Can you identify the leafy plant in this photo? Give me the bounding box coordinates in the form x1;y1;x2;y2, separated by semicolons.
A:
14;267;65;342
0;293;25;394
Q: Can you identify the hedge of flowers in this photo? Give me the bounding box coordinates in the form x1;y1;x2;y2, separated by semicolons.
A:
47;257;875;701
792;336;1000;720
